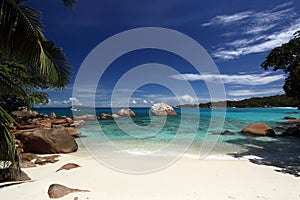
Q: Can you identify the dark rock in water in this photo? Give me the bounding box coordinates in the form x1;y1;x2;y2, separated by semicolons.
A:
211;130;235;135
286;118;300;124
21;129;78;154
56;163;81;172
242;123;276;137
48;184;90;198
282;127;300;137
284;116;296;120
221;130;235;135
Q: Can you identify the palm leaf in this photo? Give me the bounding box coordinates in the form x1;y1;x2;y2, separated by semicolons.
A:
0;0;45;67
41;40;71;88
0;106;18;168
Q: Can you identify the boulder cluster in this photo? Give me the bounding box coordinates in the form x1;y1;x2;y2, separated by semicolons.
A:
240;116;300;137
12;110;85;155
99;108;135;120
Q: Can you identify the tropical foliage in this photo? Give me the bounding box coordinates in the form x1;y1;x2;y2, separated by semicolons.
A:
261;31;300;100
0;0;74;180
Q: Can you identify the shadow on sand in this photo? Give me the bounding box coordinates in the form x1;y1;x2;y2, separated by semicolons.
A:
225;136;300;177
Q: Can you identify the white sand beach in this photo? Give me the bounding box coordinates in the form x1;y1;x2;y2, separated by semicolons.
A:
1;150;300;200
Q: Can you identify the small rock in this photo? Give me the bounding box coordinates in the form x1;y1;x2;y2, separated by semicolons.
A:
34;155;60;165
221;130;234;135
48;184;90;199
50;112;57;119
99;113;120;120
117;109;135;117
56;163;81;172
66;117;73;124
284;116;296;120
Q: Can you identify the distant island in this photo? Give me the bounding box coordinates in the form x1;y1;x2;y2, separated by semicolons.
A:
176;95;300;108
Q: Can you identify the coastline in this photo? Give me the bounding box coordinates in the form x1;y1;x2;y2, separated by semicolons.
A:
1;149;300;200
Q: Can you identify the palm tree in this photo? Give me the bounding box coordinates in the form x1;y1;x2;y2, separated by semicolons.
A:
0;0;75;181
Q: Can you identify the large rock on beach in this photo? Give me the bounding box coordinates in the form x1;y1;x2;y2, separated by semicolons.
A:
150;103;177;116
117;108;135;117
0;169;31;183
242;123;275;137
21;129;78;154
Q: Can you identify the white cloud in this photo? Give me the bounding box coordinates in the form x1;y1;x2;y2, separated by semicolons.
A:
143;99;148;104
170;72;285;86
132;100;137;104
228;88;283;97
202;2;299;59
202;11;252;26
213;20;300;59
177;94;197;104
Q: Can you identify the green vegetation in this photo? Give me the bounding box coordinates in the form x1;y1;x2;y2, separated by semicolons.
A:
177;95;300;108
0;0;75;180
262;31;300;101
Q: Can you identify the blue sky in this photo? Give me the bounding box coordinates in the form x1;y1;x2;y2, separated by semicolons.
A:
29;0;300;107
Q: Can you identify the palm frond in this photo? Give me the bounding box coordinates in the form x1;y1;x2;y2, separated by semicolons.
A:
41;41;71;88
0;106;17;168
0;0;44;66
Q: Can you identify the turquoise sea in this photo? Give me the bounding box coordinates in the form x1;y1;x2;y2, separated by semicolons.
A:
34;107;300;174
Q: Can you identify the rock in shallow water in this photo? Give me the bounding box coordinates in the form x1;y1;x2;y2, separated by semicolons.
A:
117;108;135;117
150;103;177;116
282;127;300;137
242;123;275;137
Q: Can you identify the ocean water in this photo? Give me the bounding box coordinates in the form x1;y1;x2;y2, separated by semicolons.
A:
34;107;300;160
